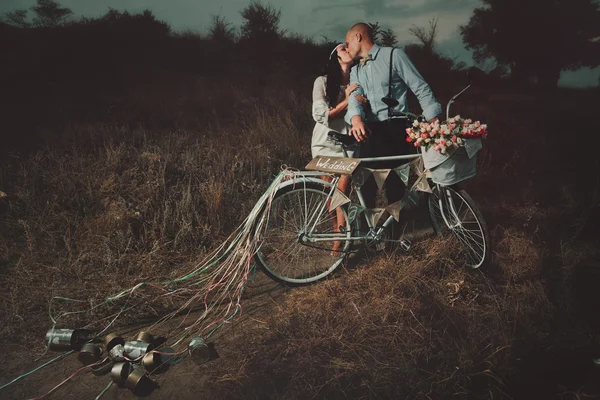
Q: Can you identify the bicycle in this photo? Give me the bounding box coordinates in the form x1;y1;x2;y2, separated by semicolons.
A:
253;83;491;286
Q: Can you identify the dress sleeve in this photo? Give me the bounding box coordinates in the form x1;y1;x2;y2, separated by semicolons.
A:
312;76;330;126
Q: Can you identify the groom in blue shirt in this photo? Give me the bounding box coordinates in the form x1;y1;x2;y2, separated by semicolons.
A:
344;22;442;210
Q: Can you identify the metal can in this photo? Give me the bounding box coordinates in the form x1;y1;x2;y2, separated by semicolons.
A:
125;366;154;396
123;341;152;360
109;343;125;361
78;343;103;365
45;329;76;351
104;333;125;352
134;331;154;344
110;362;133;386
188;337;210;365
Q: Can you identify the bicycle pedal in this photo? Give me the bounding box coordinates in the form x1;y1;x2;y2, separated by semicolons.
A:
399;239;412;252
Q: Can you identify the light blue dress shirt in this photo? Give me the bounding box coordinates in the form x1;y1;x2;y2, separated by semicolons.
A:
345;44;442;124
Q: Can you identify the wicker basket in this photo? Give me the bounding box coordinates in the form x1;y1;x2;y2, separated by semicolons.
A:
422;139;482;186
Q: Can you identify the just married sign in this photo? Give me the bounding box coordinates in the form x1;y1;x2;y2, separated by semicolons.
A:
305;156;361;175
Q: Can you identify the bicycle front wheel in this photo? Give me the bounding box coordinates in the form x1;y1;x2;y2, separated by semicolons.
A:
255;182;351;285
428;185;490;268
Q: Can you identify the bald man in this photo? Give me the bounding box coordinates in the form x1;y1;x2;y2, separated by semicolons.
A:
344;22;442;209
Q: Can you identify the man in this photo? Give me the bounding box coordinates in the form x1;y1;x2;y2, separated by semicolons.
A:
344;22;442;209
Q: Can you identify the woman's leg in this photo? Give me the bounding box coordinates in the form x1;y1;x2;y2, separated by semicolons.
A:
331;174;351;255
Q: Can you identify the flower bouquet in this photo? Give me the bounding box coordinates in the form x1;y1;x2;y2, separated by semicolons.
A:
405;115;488;154
406;115;488;185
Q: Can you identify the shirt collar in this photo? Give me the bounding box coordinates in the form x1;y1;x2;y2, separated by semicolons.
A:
368;44;381;60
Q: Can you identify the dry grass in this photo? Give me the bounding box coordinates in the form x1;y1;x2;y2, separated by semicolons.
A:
1;67;599;399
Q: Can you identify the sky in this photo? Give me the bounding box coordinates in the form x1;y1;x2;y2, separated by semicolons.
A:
2;0;598;87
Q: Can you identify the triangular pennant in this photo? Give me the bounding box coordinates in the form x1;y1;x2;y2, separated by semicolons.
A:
347;203;366;224
394;164;411;186
385;200;403;222
371;169;391;191
364;208;385;226
328;188;351;212
411;157;425;177
351;168;373;190
415;177;432;193
403;189;419;208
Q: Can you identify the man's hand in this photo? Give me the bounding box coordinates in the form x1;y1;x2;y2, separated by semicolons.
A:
349;116;370;142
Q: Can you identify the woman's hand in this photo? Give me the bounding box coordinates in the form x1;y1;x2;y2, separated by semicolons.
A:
354;94;369;107
344;83;359;99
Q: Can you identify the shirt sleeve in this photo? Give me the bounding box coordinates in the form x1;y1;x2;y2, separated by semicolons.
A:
394;49;442;121
312;76;330;126
345;66;366;125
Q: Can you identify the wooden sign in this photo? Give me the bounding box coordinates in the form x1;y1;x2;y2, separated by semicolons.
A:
305;156;361;175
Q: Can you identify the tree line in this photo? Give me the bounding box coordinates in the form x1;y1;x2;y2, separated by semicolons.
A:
2;0;599;87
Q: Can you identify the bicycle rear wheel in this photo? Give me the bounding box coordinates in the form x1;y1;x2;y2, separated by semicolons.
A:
428;184;490;268
255;181;352;285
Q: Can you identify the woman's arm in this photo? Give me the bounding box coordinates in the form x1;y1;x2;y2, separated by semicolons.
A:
329;83;359;119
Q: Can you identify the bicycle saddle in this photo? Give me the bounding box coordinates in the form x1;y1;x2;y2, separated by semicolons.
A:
327;131;356;146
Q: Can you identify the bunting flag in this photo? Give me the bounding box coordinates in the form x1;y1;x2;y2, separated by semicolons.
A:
394;164;411;186
385;200;403;222
328;188;351;212
403;189;420;208
347;203;366;224
411;157;425;177
369;168;391;190
414;175;432;193
351;168;372;190
364;208;386;226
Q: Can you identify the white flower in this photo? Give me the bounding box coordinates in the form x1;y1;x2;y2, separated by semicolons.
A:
425;138;431;143
457;137;463;144
412;120;419;127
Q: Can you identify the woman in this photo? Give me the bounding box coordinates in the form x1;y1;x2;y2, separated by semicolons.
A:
311;44;368;254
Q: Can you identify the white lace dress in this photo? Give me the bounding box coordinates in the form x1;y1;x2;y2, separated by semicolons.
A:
311;76;355;158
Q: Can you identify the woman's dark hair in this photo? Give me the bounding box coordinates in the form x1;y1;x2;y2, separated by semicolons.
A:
323;50;343;107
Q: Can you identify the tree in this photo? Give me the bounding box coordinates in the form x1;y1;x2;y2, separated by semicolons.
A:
2;9;31;28
408;18;438;54
1;0;72;28
208;15;235;43
31;0;72;27
380;28;398;47
367;22;381;43
460;0;600;87
240;1;281;42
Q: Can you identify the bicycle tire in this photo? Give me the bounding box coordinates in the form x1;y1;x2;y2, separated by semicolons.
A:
428;184;491;268
254;181;352;285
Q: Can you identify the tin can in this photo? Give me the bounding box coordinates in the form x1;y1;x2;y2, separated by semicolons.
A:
104;333;125;352
45;329;76;351
78;343;103;365
134;331;154;344
188;337;210;365
141;351;162;372
123;341;153;360
125;366;154;396
110;362;133;386
109;343;125;361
